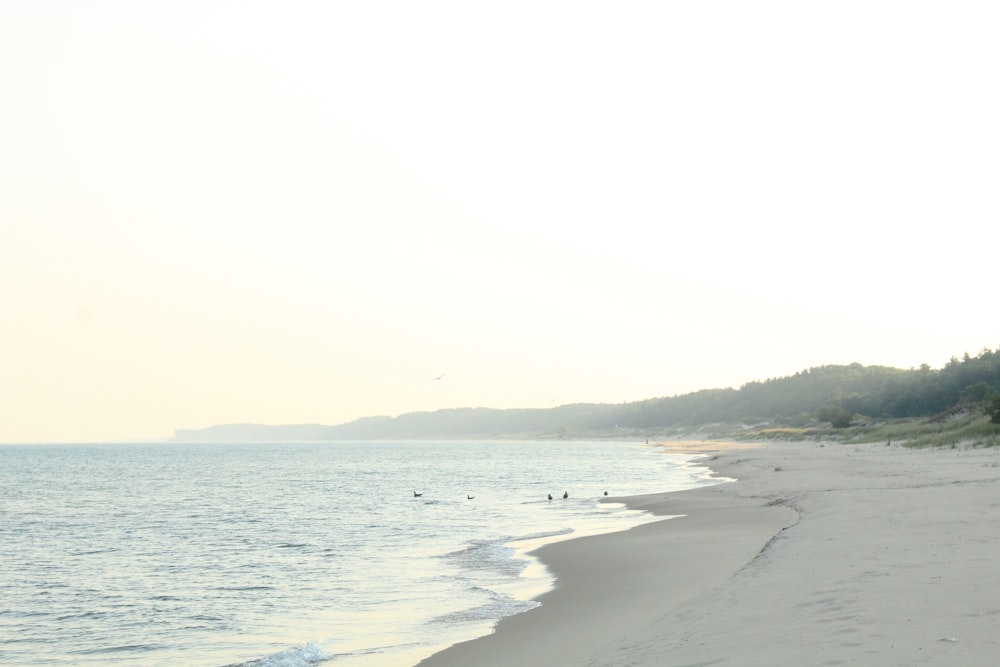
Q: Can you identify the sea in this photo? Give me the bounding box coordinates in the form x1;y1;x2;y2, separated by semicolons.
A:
0;439;721;667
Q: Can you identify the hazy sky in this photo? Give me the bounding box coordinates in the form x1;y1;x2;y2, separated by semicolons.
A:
2;1;997;443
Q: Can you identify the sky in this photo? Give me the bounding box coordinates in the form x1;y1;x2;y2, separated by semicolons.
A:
2;1;997;443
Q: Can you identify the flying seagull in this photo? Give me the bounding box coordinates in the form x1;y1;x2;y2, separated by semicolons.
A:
432;374;445;380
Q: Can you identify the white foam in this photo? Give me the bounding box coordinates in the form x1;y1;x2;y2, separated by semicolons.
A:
236;642;330;667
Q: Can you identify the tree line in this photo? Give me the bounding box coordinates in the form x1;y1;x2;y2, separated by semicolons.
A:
314;347;1000;437
611;347;1000;430
174;347;1000;441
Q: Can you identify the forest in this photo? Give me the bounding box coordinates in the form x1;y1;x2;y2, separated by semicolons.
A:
616;347;1000;429
174;347;1000;442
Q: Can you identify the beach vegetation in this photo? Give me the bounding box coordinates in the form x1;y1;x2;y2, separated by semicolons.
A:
829;409;853;428
801;408;1000;449
986;397;1000;424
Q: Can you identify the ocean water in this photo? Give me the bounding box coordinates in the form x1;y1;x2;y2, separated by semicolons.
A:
0;440;720;666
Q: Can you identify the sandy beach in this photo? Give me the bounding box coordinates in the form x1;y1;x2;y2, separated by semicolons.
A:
416;439;1000;666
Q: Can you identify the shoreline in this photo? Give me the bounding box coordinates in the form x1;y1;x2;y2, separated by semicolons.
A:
416;440;1000;666
415;441;794;666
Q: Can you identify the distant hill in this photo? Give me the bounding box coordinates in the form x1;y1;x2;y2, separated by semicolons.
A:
172;348;1000;442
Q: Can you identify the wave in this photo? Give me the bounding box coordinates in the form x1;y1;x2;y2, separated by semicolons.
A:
55;610;108;621
511;527;574;542
68;548;118;556
70;644;160;655
442;537;519;574
442;526;575;577
431;592;539;625
225;642;330;667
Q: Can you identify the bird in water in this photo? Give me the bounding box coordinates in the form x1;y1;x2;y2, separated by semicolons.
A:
563;491;568;499
547;494;553;501
413;491;423;497
467;494;475;500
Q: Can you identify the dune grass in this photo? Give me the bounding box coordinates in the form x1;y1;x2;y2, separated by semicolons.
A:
717;408;1000;449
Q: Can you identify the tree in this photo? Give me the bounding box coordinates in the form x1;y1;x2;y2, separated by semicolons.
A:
986;397;1000;425
960;382;996;405
830;408;853;428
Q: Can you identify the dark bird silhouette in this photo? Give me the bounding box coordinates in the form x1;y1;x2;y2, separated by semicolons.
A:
413;491;423;497
547;494;553;501
467;494;474;500
604;491;609;496
562;491;568;499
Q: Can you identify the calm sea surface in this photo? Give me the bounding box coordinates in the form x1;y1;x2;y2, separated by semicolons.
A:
0;440;719;666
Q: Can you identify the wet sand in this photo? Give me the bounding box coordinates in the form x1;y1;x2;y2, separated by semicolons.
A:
416;440;1000;666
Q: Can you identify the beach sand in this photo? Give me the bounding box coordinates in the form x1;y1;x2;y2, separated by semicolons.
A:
416;440;1000;666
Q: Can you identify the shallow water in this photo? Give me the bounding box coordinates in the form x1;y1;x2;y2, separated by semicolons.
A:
0;440;717;666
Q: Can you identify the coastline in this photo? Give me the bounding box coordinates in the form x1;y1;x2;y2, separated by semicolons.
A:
416;439;1000;666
